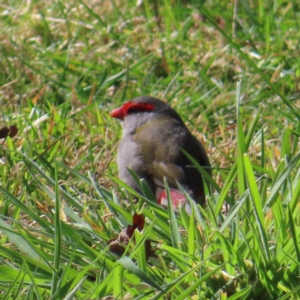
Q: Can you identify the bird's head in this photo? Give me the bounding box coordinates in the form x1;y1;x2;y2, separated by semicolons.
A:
110;96;184;129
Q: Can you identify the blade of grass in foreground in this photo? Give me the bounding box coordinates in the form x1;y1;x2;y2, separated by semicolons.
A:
164;178;182;251
51;162;62;296
264;151;300;210
243;154;270;261
113;263;123;299
118;256;165;293
22;259;42;300
236;81;246;198
287;207;300;263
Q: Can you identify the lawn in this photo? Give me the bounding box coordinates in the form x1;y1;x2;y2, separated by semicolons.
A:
0;0;299;299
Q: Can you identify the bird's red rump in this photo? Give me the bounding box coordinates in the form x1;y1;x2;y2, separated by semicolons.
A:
157;189;187;207
110;101;155;120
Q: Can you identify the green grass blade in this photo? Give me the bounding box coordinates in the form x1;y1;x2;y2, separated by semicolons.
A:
51;162;62;296
243;154;270;261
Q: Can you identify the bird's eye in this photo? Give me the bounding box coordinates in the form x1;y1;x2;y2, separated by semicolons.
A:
127;106;140;114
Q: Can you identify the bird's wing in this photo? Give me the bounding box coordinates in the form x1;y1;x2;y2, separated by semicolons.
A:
133;116;208;190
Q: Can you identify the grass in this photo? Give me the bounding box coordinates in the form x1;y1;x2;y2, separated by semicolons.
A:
0;0;299;299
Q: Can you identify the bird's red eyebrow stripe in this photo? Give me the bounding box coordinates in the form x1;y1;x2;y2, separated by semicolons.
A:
110;101;155;120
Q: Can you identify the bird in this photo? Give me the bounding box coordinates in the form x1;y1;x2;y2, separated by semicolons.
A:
110;96;211;209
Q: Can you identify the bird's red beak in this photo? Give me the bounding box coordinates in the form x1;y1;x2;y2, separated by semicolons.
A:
110;105;126;120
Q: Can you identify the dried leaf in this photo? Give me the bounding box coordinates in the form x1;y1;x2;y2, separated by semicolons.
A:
0;127;9;139
132;213;145;231
0;125;18;139
108;213;156;258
